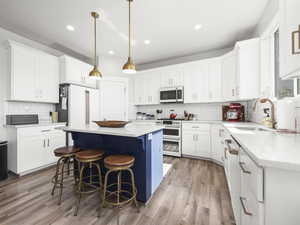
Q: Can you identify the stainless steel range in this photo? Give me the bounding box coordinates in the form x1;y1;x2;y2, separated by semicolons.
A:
156;119;182;157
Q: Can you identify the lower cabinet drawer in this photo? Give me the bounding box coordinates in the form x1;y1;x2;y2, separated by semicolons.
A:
182;123;210;131
240;149;264;202
240;191;264;225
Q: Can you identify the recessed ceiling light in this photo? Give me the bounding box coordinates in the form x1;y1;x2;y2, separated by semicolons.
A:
108;50;115;55
66;25;75;31
144;40;151;45
194;24;203;31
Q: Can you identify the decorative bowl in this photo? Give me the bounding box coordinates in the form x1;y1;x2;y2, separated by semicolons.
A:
93;120;130;128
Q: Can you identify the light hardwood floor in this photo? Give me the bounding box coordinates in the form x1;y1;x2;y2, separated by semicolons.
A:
0;157;235;225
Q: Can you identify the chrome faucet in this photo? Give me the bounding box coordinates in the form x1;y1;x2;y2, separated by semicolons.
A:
253;98;276;129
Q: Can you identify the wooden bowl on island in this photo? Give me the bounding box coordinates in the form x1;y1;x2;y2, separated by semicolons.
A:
93;120;130;128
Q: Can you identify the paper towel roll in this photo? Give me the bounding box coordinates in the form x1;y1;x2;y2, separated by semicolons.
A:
276;99;296;130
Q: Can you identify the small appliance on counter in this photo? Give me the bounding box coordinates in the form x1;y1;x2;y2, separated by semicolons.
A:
222;103;245;122
6;114;39;125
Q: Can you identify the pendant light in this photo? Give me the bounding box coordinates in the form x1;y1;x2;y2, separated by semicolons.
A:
122;0;136;74
89;12;102;79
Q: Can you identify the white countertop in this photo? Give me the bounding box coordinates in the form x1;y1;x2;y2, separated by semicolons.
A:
223;123;300;171
5;122;67;128
62;122;164;138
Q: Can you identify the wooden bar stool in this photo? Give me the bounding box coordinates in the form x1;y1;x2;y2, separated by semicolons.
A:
51;146;80;205
74;149;105;216
102;155;139;210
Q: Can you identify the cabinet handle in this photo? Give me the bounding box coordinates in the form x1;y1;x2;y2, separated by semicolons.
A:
239;162;251;174
47;139;50;147
192;126;199;129
240;197;253;216
229;148;239;155
41;129;51;132
43;139;46;148
224;147;228;159
219;129;224;137
232;89;235;96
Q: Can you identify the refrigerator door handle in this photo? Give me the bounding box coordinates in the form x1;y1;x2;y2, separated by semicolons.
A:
85;90;90;125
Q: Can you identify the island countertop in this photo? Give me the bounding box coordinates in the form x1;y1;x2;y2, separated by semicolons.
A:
62;122;164;137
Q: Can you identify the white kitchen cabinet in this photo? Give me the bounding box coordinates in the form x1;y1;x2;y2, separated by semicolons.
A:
184;60;209;103
210;124;225;164
59;55;96;88
134;75;145;105
133;72;160;105
18;134;45;173
7;124;66;175
144;72;160;105
279;0;300;78
160;66;184;87
235;38;260;100
6;40;59;103
182;123;211;158
239;147;264;225
226;138;242;225
37;52;59;103
222;51;237;100
208;58;223;101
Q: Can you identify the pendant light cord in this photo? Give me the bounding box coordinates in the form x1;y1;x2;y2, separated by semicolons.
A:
94;15;97;66
129;0;132;59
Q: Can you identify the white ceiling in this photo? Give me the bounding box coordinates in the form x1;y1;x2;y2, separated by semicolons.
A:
0;0;269;64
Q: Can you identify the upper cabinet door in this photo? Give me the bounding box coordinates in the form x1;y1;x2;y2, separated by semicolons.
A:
160;66;184;88
235;38;260;100
184;61;209;103
144;71;160;105
60;55;96;88
280;0;300;78
37;52;59;103
221;51;237;100
208;58;223;101
10;44;37;101
134;75;145;105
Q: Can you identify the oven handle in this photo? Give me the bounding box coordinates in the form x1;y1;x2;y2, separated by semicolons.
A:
163;138;180;142
164;126;181;129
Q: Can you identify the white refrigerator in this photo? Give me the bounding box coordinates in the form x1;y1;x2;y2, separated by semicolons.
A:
57;84;99;145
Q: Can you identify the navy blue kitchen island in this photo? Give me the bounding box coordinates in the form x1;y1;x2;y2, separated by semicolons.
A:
63;123;164;203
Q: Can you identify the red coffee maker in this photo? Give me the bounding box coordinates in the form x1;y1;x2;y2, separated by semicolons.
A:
222;103;245;122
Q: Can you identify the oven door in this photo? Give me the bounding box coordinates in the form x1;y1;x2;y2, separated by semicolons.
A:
160;88;177;103
163;139;181;157
163;126;180;139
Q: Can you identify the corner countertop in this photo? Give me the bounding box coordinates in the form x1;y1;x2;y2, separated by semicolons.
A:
62;122;164;138
223;122;300;172
5;122;67;128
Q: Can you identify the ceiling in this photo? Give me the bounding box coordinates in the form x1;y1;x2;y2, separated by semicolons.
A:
0;0;269;64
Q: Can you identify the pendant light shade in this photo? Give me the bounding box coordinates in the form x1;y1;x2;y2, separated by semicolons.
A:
89;12;102;79
123;0;136;74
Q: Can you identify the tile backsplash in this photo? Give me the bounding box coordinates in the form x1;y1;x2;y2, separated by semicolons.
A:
4;102;55;123
136;102;248;121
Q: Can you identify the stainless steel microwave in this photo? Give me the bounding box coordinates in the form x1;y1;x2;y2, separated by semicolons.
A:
160;86;184;103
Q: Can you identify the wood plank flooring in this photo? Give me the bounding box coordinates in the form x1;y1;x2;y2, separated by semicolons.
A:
0;157;235;225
